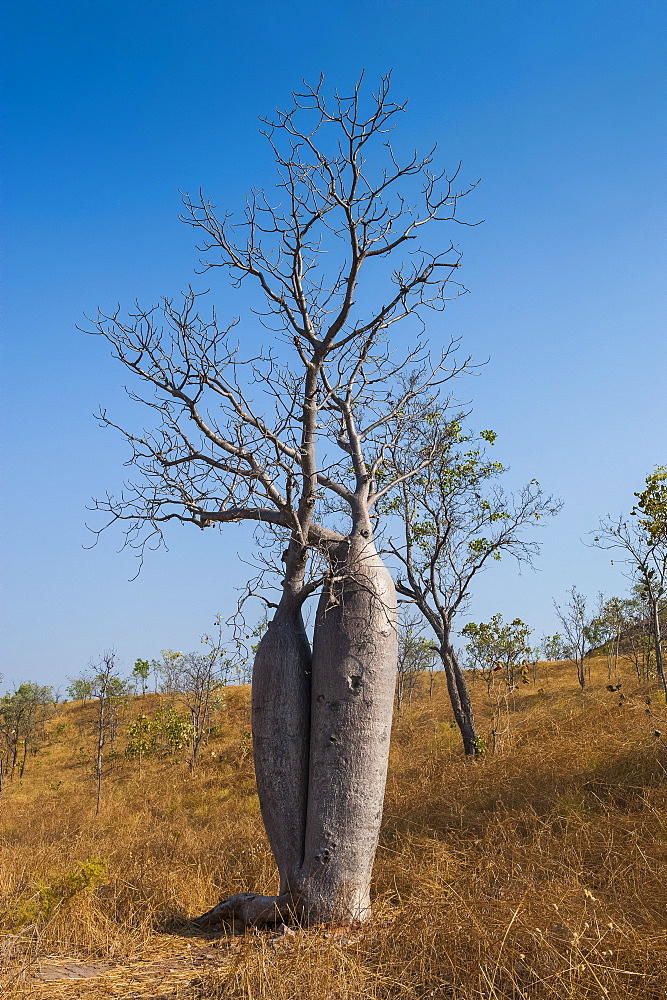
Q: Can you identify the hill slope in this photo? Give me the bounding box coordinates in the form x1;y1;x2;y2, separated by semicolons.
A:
1;657;666;998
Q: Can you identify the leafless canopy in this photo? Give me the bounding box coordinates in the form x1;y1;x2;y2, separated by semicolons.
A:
85;75;477;589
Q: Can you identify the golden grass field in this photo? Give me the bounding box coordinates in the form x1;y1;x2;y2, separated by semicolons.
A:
1;655;665;999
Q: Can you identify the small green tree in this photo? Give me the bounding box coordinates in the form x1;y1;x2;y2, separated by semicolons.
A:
385;420;560;755
0;683;53;779
553;586;594;689
132;658;151;696
66;676;94;707
587;596;636;681
152;650;184;700
462;614;532;752
125;707;194;766
462;614;532;693
125;713;159;774
594;468;667;699
541;633;568;662
90;653;128;813
155;707;193;755
395;617;438;714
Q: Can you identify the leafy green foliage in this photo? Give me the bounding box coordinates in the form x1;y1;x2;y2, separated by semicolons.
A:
66;676;94;705
12;858;108;927
594;467;667;697
633;465;667;545
541;633;569;662
125;708;193;759
132;658;151;695
0;682;53;778
384;422;560;623
463;614;533;690
124;714;158;758
396;620;438;712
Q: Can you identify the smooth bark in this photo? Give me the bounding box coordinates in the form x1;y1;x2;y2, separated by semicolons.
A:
251;596;312;895
193;533;398;928
192;891;294;931
297;534;398;923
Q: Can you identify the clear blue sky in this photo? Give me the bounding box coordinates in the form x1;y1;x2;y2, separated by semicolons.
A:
1;0;665;689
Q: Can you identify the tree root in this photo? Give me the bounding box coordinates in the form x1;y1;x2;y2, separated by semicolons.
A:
189;892;295;931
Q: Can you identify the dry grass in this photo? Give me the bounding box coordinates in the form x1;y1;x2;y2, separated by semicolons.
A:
1;658;665;998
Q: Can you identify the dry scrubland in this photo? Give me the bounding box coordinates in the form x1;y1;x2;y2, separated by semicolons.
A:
1;657;666;999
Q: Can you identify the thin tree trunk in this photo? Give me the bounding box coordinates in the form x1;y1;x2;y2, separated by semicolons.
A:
396;673;404;715
96;699;105;815
651;600;667;700
439;637;479;756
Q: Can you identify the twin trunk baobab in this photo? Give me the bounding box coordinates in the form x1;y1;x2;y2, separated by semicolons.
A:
235;533;398;925
88;76;476;925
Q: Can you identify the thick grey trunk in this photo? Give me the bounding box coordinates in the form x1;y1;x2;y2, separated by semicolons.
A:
251;598;311;895
297;535;398;923
192;535;398;929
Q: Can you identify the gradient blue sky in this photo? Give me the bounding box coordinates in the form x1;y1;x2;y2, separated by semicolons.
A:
1;0;665;689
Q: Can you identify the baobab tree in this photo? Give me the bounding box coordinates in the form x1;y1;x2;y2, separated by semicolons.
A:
87;75;476;925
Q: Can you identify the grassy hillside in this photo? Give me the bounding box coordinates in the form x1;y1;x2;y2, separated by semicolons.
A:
1;657;666;999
